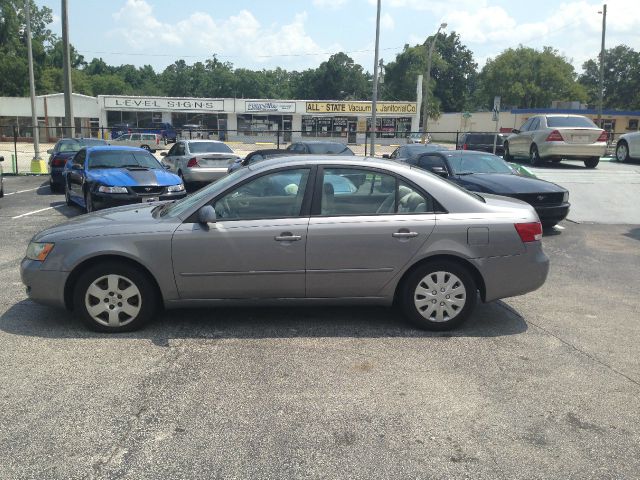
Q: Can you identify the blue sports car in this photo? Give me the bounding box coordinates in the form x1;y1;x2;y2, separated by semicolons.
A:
63;146;186;212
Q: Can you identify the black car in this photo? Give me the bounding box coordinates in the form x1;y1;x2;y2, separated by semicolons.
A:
384;143;448;161
286;141;354;155
47;138;108;192
456;133;507;155
228;149;297;173
403;150;570;227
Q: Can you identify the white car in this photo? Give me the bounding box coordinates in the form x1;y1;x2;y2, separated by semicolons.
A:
112;133;164;153
615;131;640;162
407;132;432;144
504;114;607;168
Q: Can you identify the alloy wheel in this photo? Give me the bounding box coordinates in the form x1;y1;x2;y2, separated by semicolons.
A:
616;143;628;162
84;274;142;328
413;271;467;323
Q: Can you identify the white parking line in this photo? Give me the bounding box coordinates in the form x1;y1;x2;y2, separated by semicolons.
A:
12;204;65;220
4;186;49;196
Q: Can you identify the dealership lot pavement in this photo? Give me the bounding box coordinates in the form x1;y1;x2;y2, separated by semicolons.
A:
0;174;638;479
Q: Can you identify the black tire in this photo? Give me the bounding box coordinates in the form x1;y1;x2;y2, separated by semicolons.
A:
400;261;477;331
84;189;94;213
178;170;190;191
530;145;542;166
615;141;630;162
584;157;600;168
64;182;73;206
503;142;513;161
73;261;158;332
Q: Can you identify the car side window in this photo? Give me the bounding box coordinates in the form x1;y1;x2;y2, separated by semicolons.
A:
529;118;540;131
213;168;310;220
74;149;86;167
520;118;533;132
397;180;433;213
167;143;178;156
130;133;141;141
176;143;186;156
390;148;399;159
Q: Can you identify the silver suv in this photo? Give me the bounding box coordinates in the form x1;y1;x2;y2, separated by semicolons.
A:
504;114;607;168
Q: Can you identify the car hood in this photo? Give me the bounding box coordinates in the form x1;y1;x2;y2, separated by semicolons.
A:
88;168;181;186
33;203;179;242
453;173;565;194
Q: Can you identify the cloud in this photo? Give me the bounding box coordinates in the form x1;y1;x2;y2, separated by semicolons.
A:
313;0;348;8
381;13;395;31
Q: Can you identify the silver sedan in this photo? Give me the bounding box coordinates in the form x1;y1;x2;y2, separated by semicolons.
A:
161;140;240;187
21;156;549;333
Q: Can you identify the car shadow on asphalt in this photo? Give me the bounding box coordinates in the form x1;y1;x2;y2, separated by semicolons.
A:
509;159;598;170
0;299;527;344
623;227;640;242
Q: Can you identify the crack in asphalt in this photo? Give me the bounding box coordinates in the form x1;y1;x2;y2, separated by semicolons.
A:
496;302;640;389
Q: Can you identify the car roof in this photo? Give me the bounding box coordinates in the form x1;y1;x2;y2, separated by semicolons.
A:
249;155;406;172
85;146;149;152
537;114;590;118
183;139;224;143
294;141;347;145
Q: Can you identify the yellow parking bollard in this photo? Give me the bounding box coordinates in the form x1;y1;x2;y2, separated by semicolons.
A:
30;157;48;174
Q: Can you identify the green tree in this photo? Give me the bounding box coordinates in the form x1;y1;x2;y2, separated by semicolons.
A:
579;45;640;110
306;53;370;100
476;46;586;109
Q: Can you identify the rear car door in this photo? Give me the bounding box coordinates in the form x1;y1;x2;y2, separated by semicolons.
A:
306;167;436;298
171;167;313;299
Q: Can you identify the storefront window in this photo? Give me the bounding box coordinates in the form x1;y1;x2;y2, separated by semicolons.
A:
237;114;290;136
171;113;227;130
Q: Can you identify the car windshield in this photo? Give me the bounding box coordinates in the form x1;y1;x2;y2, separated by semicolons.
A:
448;153;514;175
546;116;597;128
88;150;162;169
58;139;106;152
159;168;248;218
189;142;233;154
307;143;354;155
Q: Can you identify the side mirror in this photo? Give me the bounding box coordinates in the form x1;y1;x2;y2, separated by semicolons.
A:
163;164;171;170
382;154;390;159
511;129;520;134
47;149;54;154
198;205;217;224
160;151;167;156
71;164;82;170
431;166;448;177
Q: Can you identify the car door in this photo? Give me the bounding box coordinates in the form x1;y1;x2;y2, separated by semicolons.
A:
523;117;541;154
162;142;179;171
67;149;87;199
628;132;640;158
171;167;313;299
306;167;436;298
510;118;533;155
173;142;187;172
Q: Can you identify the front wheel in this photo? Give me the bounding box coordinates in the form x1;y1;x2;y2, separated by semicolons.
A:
615;141;630;162
73;262;158;332
584;157;600;168
503;142;513;161
400;261;477;331
64;182;73;206
84;189;94;213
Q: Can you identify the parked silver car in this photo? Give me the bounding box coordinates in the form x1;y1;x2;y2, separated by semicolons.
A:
161;140;241;187
615;131;640;162
112;133;165;153
504;114;607;168
21;156;548;333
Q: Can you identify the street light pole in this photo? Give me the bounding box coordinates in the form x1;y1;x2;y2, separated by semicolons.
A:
421;23;446;143
62;0;75;137
369;0;381;157
597;4;607;126
25;0;41;161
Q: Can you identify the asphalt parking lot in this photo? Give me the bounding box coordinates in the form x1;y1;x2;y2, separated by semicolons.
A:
0;162;639;479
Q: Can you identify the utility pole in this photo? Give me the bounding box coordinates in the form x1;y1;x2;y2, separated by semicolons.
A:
25;0;41;161
62;0;74;137
369;0;381;157
421;23;447;143
597;4;607;126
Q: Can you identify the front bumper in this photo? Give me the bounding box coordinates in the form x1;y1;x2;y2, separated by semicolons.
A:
476;242;549;302
91;190;186;210
539;142;606;159
182;167;228;184
534;202;570;224
21;258;69;308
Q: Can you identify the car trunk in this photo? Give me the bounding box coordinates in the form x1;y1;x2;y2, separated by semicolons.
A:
556;128;603;144
194;153;236;168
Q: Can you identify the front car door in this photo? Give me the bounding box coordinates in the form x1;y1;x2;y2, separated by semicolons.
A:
67;149;87;199
510;117;534;155
171;167;313;299
306;167;436;298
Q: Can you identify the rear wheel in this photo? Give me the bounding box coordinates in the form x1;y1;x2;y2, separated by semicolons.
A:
584;157;600;168
503;142;513;161
530;145;542;166
73;261;158;332
615;141;630;162
401;261;477;331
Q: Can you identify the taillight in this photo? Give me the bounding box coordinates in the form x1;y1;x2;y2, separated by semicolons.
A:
51;157;66;167
514;222;543;242
596;130;608;142
187;158;199;168
546;130;563;142
462;143;468;150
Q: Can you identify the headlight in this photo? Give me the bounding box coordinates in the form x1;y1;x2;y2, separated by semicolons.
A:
167;183;185;192
98;185;128;194
26;242;55;262
562;191;569;203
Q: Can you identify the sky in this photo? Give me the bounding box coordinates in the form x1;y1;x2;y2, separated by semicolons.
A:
39;0;640;74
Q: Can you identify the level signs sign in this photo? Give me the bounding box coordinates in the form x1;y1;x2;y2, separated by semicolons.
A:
102;96;224;112
306;102;417;114
245;101;296;113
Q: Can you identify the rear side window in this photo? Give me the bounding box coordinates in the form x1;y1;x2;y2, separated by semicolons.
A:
308;143;353;155
546;116;598;128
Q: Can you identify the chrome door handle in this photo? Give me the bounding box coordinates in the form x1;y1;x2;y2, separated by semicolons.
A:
275;234;302;242
392;231;418;238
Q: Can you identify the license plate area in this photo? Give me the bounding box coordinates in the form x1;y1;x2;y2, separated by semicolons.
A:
572;135;589;143
142;196;159;203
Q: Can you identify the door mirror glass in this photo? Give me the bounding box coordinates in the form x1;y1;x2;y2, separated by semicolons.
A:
511;129;520;134
431;166;448;177
160;151;167;156
163;164;171;169
198;205;217;224
72;163;82;170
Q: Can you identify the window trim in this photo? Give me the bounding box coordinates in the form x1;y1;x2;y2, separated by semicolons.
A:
310;165;443;217
183;165;317;223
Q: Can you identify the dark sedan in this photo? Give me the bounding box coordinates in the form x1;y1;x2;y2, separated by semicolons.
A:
383;143;448;161
47;138;109;192
402;150;570;227
228;148;295;173
285;141;354;155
